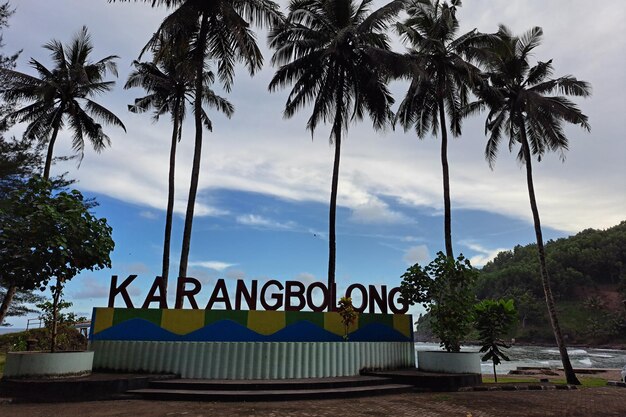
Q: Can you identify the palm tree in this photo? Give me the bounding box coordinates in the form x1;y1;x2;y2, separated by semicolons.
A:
268;0;403;294
475;25;591;385
395;0;487;258
0;26;125;179
125;35;233;292
110;0;282;280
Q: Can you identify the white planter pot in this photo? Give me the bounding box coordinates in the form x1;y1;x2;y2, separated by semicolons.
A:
3;351;94;378
417;350;481;374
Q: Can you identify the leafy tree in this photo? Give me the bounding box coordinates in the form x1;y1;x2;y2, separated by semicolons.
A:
0;176;114;351
395;0;487;258
0;4;59;322
0;288;45;325
400;251;477;351
474;298;517;382
0;1;19;124
110;0;282;280
475;25;591;384
618;276;626;302
269;0;402;292
36;298;87;328
125;34;233;291
0;26;125;179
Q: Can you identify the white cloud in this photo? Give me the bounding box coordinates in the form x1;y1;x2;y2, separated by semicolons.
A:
4;0;625;237
236;214;295;229
403;245;430;266
349;197;414;225
71;277;110;300
225;269;247;280
120;262;151;275
293;272;318;286
460;241;509;268
188;261;237;272
139;210;158;220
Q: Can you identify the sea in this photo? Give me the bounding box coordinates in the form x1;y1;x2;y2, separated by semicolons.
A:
415;342;626;374
0;328;26;335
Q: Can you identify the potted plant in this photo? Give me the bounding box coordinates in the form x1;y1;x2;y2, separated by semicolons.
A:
400;251;480;373
1;177;114;378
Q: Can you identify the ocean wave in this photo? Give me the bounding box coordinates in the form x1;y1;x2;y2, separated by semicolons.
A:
542;348;588;355
588;353;614;358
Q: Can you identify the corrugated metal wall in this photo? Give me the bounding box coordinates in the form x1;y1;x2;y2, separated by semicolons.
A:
90;341;415;379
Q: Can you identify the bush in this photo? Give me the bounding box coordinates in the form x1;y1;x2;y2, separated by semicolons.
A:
400;252;478;352
0;326;87;353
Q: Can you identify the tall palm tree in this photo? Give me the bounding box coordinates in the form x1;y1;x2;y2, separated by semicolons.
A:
395;0;487;258
111;0;282;280
0;26;125;179
269;0;403;294
475;25;591;385
125;35;233;292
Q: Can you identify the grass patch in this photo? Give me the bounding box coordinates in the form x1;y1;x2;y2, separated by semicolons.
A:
482;376;537;384
482;375;608;388
552;377;608;388
0;353;5;376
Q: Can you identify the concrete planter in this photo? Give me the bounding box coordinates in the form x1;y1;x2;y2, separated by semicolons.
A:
417;350;481;374
3;351;94;378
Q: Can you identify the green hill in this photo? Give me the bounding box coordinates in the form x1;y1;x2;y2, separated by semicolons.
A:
475;221;626;346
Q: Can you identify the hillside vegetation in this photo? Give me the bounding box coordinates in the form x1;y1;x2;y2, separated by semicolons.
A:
476;221;626;346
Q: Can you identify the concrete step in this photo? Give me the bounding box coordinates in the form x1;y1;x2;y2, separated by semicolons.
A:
128;383;415;402
148;375;394;391
361;369;483;392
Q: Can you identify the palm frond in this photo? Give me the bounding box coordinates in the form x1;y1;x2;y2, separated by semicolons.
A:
84;99;127;132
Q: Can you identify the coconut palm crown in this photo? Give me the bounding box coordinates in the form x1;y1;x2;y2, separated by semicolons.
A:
475;24;591;385
110;0;283;281
395;0;489;259
125;34;233;291
268;0;404;294
0;26;125;179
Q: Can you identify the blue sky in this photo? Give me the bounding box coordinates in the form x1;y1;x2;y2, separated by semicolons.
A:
3;0;625;326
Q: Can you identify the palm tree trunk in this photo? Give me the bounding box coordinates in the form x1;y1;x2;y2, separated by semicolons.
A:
49;282;61;353
438;98;454;259
179;14;209;280
328;77;344;308
0;285;17;327
162;103;181;293
328;121;341;300
43;124;60;180
519;126;580;385
493;361;497;383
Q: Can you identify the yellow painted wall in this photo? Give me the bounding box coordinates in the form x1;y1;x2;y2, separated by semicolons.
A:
161;309;205;335
247;310;286;335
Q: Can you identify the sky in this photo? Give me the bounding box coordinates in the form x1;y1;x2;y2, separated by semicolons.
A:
2;0;625;327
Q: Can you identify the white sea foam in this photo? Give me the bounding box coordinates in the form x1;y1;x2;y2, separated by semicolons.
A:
589;353;614;358
578;358;593;366
542;348;588;355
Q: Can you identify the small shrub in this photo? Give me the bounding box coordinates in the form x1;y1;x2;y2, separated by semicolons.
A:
400;252;478;352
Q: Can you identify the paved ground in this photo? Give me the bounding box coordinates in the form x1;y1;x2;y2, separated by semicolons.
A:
1;387;625;417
